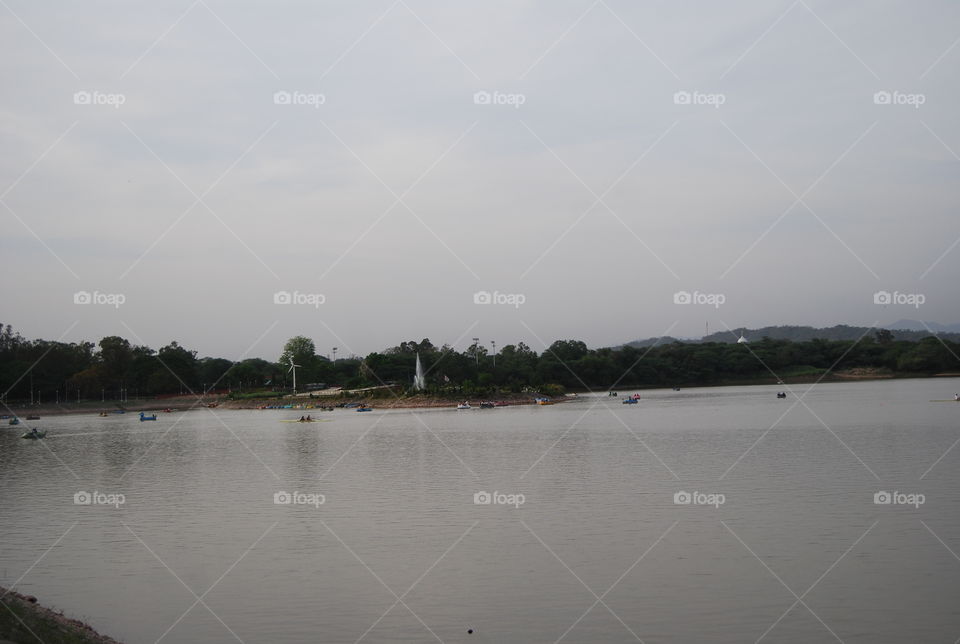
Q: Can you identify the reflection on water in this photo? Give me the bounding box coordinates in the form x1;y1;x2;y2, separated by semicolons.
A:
1;379;959;643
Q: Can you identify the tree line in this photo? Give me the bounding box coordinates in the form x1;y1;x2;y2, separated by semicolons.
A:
0;324;957;404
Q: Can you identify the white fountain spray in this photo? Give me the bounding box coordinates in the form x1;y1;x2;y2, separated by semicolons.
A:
413;353;426;391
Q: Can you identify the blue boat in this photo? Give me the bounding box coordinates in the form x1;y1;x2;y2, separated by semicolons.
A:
622;398;638;404
139;412;157;421
356;407;372;412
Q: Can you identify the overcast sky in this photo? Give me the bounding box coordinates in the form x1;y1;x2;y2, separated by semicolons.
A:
2;1;958;360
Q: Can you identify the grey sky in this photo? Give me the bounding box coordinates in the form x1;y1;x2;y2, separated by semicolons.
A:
2;1;958;360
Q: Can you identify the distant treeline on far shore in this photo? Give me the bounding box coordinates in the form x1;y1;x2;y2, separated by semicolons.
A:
1;324;957;403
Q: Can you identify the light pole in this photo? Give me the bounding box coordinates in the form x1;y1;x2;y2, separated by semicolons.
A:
490;340;496;368
472;338;480;368
332;347;337;363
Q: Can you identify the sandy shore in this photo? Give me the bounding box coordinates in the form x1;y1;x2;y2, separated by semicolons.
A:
0;586;122;644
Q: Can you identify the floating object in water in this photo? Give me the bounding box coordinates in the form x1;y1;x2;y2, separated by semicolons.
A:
356;407;373;412
25;415;40;420
776;392;787;399
478;401;495;408
622;398;638;404
139;412;157;421
21;430;46;440
8;417;20;425
457;402;471;410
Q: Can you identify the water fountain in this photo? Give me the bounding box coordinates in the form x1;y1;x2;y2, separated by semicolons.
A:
413;352;426;391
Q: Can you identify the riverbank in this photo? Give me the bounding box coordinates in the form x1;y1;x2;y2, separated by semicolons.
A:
0;586;122;644
6;371;957;418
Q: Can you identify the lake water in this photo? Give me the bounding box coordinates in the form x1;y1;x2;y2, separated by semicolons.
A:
2;378;960;643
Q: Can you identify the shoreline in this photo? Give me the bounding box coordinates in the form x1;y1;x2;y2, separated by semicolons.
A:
5;373;957;419
0;586;122;644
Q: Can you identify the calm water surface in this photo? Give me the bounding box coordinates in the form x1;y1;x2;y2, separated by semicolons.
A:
2;378;959;643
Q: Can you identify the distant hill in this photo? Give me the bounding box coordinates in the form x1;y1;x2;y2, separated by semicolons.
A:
886;319;960;333
622;324;960;348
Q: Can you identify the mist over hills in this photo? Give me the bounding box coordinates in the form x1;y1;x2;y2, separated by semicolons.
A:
623;323;960;348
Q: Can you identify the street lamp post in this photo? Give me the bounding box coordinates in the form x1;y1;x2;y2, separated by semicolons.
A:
472;338;480;368
490;340;496;368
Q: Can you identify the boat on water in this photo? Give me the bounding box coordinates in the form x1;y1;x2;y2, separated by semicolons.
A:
493;401;510;407
622;398;638;404
21;429;46;440
776;392;787;399
98;412;109;417
356;407;372;412
25;415;40;420
478;401;495;409
139;412;157;421
535;398;553;405
457;402;471;410
9;417;20;425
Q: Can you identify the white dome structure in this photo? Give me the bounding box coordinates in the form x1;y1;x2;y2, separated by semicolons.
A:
737;333;748;344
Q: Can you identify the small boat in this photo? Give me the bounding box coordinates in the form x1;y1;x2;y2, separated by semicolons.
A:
162;408;173;413
535;398;553;405
25;415;40;420
356;407;372;412
478;401;495;409
21;430;46;440
457;402;471;410
776;392;787;399
608;391;618;397
139;412;158;421
493;401;510;407
9;417;20;425
622;398;638;404
98;412;109;417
